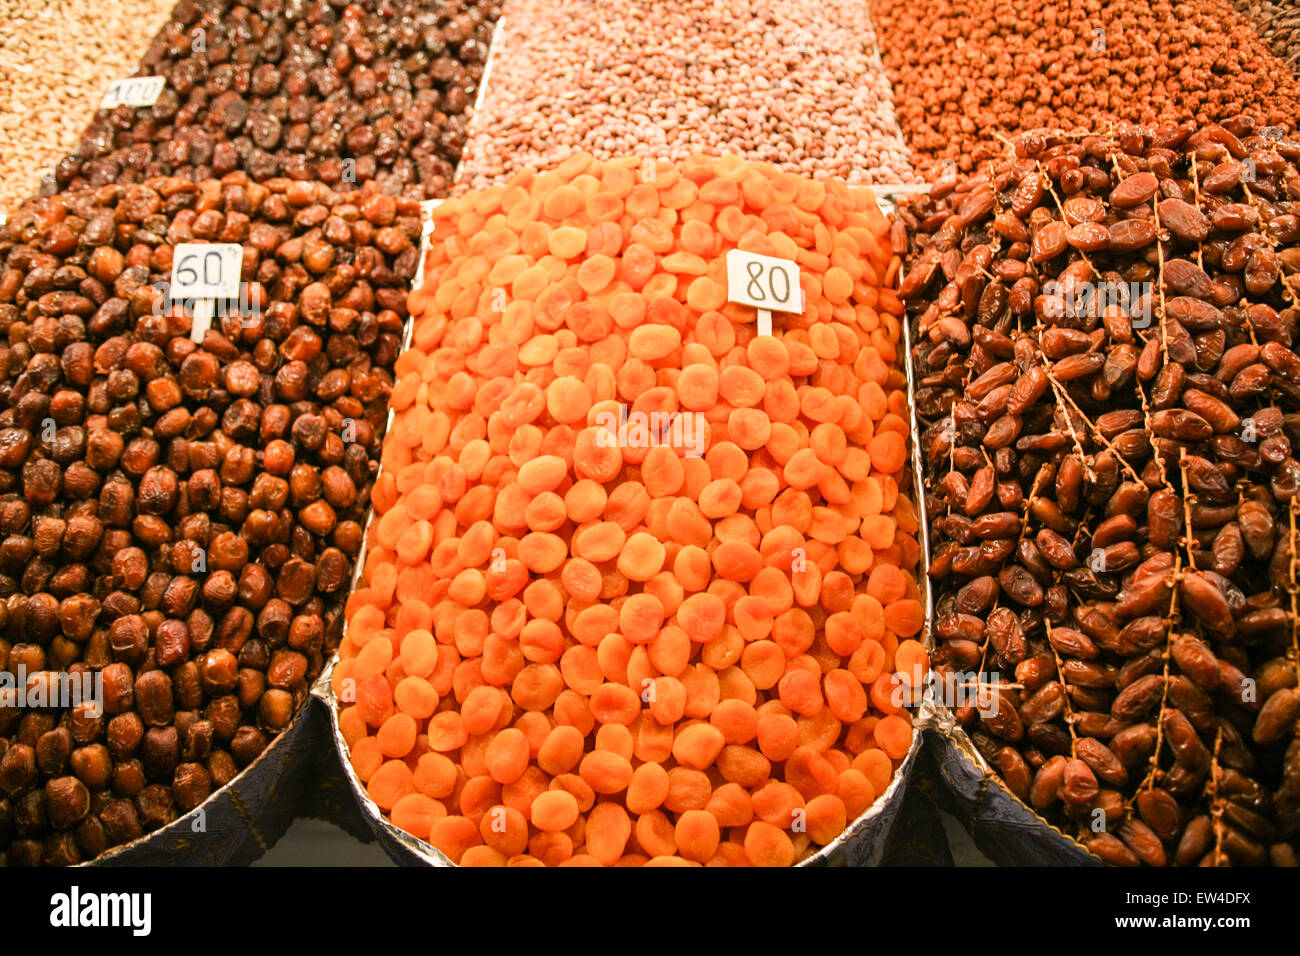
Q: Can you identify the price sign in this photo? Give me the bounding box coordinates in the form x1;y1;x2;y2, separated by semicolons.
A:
725;249;803;336
171;244;242;299
101;76;166;110
171;243;242;342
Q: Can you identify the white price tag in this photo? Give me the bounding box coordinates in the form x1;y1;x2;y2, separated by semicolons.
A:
101;75;166;110
171;243;242;299
171;244;242;342
725;249;803;336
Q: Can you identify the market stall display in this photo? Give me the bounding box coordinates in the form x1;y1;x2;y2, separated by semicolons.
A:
898;115;1300;866
332;151;925;866
3;0;1300;869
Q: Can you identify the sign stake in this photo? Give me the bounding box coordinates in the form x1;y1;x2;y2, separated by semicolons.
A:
724;249;802;338
190;298;215;343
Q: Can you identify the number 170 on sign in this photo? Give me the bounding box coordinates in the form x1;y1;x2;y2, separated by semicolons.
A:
725;249;803;336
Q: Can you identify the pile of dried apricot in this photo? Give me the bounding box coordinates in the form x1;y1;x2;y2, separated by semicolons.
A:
334;152;927;866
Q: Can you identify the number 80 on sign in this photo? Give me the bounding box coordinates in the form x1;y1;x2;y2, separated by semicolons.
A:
725;249;803;336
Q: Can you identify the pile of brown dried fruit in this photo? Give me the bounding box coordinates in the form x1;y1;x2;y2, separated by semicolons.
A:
47;0;500;202
0;172;416;865
899;115;1300;865
871;0;1300;176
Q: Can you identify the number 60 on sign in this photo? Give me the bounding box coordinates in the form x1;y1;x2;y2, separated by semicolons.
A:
170;244;243;300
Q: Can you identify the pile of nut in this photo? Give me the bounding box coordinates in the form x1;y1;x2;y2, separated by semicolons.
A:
0;173;416;865
48;0;500;202
454;0;915;189
899;115;1300;865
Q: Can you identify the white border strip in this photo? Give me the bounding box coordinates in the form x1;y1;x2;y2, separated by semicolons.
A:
471;15;507;118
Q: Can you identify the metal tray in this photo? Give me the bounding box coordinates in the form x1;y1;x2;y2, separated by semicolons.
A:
87;695;326;866
312;657;922;867
313;186;925;867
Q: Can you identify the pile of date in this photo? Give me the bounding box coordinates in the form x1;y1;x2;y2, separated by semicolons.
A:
896;114;1300;866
